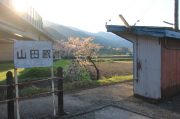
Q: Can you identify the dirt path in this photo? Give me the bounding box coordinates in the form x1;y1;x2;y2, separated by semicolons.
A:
0;81;180;119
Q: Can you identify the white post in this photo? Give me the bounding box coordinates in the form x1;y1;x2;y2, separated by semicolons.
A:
51;66;56;116
15;68;20;119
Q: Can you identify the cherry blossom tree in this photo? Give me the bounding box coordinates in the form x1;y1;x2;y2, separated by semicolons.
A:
54;37;101;80
53;39;73;58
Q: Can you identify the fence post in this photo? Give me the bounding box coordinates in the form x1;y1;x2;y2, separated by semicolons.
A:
57;67;63;116
7;71;14;119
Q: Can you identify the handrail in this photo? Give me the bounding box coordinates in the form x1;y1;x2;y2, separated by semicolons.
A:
0;77;62;88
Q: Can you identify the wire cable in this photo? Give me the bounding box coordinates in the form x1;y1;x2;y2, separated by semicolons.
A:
123;0;138;13
107;0;138;25
134;0;156;26
139;0;156;20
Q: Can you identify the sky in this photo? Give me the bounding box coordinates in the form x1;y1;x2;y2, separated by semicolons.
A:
25;0;177;33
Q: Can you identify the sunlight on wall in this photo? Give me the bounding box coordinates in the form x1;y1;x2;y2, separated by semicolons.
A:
14;0;27;12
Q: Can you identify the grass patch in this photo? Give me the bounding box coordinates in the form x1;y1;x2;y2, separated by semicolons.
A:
90;55;133;63
0;68;25;83
92;55;133;59
63;75;133;90
81;71;91;81
0;75;133;101
0;62;14;72
114;61;133;63
97;50;133;55
0;59;71;84
92;59;114;63
18;59;71;79
91;58;133;63
0;85;52;101
0;59;90;85
19;85;52;97
93;75;133;85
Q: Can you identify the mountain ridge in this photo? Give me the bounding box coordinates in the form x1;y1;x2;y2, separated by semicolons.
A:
44;27;67;41
43;19;132;48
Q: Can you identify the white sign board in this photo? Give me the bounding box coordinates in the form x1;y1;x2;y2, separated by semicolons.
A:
14;41;53;68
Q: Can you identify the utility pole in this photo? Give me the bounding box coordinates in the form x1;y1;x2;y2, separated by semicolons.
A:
175;0;179;31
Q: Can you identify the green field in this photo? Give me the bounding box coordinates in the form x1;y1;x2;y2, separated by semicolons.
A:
90;55;133;63
0;60;72;83
97;50;123;55
0;59;91;84
96;50;132;55
97;55;133;58
92;58;133;63
0;57;133;100
0;55;133;83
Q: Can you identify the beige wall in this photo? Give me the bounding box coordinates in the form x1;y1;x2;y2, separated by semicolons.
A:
0;43;13;61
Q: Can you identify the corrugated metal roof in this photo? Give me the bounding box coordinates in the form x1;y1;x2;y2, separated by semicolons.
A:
106;25;180;39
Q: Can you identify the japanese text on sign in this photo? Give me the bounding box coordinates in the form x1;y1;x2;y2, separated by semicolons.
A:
14;41;53;68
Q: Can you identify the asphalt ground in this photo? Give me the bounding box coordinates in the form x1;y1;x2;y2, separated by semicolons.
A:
0;81;180;119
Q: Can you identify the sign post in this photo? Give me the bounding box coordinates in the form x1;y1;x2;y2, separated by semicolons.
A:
51;66;56;116
14;41;54;118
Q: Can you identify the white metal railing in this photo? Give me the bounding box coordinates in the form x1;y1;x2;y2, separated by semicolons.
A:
0;0;56;41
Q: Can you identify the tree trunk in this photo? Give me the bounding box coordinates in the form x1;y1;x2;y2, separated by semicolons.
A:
87;56;99;80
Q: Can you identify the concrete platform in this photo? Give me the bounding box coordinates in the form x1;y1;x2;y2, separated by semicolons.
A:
69;106;151;119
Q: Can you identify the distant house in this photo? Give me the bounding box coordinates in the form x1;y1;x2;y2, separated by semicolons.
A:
125;52;130;55
129;46;133;52
53;48;62;59
53;51;62;59
107;25;180;99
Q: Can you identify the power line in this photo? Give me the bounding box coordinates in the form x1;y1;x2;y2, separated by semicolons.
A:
106;0;138;25
123;0;138;13
139;0;156;20
108;0;138;23
134;0;156;26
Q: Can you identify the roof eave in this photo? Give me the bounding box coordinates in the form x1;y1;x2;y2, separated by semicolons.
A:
106;25;180;39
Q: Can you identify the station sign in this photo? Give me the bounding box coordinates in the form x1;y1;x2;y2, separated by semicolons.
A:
14;41;53;68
